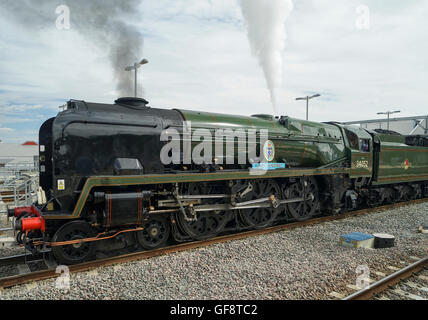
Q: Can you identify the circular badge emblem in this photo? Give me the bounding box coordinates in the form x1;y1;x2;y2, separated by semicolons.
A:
263;140;275;162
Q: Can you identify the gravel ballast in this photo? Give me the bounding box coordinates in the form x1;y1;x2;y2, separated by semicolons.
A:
0;202;427;300
0;213;21;259
0;213;12;230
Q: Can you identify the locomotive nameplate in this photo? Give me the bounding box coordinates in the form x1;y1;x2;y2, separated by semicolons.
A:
252;163;286;170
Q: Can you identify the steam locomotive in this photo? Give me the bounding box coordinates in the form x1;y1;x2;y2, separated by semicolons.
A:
8;97;428;264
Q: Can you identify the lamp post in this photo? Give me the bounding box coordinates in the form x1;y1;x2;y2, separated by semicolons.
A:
125;58;149;97
377;110;400;131
296;94;321;121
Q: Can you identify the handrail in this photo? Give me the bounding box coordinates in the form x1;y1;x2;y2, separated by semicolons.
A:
0;174;38;207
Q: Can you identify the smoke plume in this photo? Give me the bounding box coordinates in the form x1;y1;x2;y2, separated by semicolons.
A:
239;0;293;113
0;0;144;97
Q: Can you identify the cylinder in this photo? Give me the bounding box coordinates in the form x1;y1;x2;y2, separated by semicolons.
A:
96;190;152;228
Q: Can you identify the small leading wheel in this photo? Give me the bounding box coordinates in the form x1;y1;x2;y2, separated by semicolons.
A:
137;216;170;250
240;179;281;229
285;177;320;221
51;221;97;265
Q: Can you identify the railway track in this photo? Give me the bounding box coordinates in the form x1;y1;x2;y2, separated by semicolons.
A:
342;256;428;300
1;197;427;291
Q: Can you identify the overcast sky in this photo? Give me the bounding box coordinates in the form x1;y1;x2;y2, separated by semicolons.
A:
0;0;427;143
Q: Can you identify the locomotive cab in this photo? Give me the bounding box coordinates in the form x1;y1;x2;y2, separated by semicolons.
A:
340;125;373;180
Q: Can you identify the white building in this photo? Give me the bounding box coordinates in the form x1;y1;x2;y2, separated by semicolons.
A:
0;141;39;169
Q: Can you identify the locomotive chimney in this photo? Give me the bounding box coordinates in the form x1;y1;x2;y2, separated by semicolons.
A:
115;97;150;109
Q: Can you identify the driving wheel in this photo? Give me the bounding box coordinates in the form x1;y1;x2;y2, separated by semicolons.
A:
285;177;320;221
239;179;281;229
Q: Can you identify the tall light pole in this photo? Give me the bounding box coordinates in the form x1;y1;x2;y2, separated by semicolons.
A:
296;94;321;121
125;58;149;97
377;110;400;131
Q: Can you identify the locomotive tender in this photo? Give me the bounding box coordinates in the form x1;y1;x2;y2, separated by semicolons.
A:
8;97;428;264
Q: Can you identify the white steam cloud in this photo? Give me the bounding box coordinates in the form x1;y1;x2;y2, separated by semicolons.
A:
239;0;293;113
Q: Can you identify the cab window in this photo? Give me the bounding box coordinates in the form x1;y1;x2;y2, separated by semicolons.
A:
360;139;370;152
345;130;359;150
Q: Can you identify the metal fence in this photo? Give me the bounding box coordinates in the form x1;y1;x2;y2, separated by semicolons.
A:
3;161;38;173
0;169;39;211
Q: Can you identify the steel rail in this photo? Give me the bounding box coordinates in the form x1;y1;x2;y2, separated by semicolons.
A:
343;256;428;300
0;197;427;290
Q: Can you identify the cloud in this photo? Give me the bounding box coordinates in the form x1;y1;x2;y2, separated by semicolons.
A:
0;0;427;143
0;104;43;114
0;127;14;133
